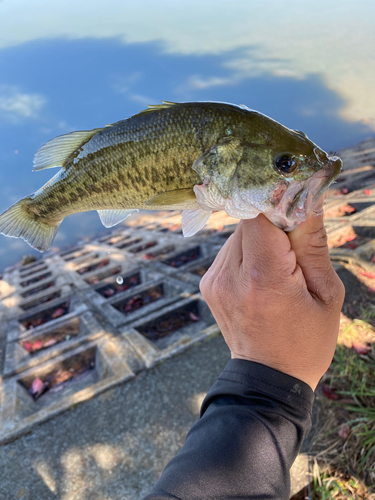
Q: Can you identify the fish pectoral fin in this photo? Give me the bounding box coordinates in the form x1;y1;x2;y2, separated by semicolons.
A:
181;209;212;237
33;128;103;171
145;188;196;207
97;209;139;228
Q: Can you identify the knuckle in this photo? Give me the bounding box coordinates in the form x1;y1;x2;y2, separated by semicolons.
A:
305;226;328;249
321;272;345;310
211;270;230;300
200;266;231;303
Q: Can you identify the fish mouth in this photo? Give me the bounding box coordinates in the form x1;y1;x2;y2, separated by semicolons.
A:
275;156;342;230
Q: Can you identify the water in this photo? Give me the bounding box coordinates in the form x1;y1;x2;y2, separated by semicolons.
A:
0;0;374;269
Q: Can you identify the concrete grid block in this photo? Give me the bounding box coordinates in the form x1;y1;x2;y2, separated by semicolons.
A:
121;293;220;369
0;277;17;301
143;241;221;277
4;310;114;378
3;282;74;320
173;255;217;287
85;272;198;328
92;227;135;246
66;251;155;290
0;334;137;445
6;293;88;342
115;234;178;260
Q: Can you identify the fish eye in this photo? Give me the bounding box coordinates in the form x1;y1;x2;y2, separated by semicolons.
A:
275;155;297;174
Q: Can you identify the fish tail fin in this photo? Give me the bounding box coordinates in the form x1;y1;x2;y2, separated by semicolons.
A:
0;198;61;252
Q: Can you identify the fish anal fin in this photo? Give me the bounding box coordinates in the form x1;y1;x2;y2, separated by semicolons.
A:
33;128;103;171
146;188;196;207
181;209;212;237
97;209;138;228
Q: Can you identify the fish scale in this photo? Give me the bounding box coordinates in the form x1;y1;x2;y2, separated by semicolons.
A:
0;101;342;251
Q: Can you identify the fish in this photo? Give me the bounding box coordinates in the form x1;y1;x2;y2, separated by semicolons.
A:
0;101;342;252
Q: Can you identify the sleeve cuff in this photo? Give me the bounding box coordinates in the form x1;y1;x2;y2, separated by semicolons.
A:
201;358;315;418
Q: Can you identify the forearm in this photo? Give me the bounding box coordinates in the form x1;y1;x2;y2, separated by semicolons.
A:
144;358;314;500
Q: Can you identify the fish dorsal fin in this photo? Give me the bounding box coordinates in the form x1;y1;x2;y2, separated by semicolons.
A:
146;188;196;207
33;128;103;171
132;101;177;118
181;209;212;237
97;209;139;228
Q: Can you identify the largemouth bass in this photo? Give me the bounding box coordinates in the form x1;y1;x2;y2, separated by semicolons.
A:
0;101;342;251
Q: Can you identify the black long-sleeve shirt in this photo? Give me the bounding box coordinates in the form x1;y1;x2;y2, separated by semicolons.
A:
144;358;314;500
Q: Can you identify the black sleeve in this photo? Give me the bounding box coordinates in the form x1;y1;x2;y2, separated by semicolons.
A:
143;358;314;500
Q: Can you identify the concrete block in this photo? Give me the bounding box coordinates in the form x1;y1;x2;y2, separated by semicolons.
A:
327;222;375;253
3;283;74;320
93;228;134;246
0;335;137;445
66;250;150;290
290;453;311;498
11;273;70;303
12;266;53;289
143;242;221;276
7;293;88;342
86;273;197;328
0;277;15;301
174;255;216;287
3;310;108;377
121;293;220;368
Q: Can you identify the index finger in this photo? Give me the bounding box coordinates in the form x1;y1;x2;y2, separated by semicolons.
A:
240;214;297;285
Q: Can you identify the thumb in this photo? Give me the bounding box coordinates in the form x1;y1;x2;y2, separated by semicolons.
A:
288;196;339;304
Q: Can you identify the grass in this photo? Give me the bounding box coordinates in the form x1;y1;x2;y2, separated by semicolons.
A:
310;464;372;499
308;314;375;498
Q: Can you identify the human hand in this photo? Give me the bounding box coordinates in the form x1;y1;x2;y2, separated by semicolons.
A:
200;199;345;390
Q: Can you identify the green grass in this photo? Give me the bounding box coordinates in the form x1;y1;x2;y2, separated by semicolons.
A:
311;342;375;495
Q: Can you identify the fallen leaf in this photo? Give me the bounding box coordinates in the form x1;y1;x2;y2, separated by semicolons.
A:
189;312;200;321
52;308;66;319
43;338;57;347
338;424;351;439
321;384;339;400
23;342;34;352
347;243;357;250
352;341;371;355
33;340;42;350
361;271;375;279
30;377;44;395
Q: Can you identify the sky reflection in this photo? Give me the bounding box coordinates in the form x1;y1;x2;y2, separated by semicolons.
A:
0;0;374;269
